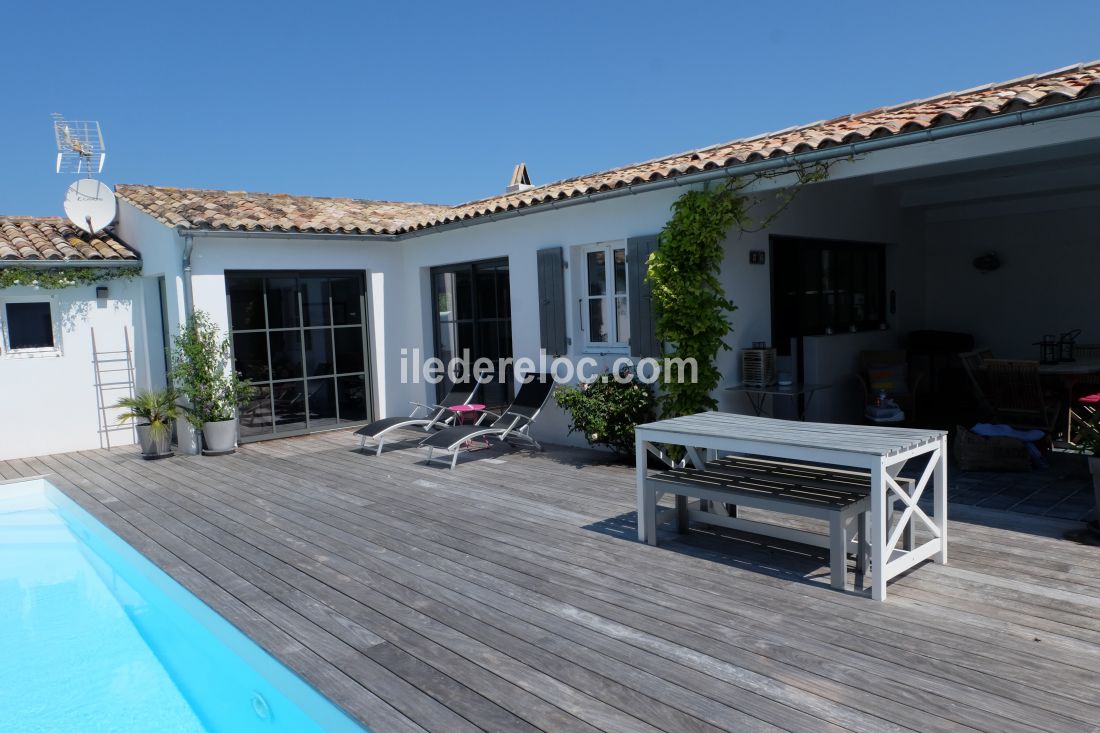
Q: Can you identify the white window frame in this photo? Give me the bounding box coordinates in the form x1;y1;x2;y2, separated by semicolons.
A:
580;241;629;352
0;295;63;358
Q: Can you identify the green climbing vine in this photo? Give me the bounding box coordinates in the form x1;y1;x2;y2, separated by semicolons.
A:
0;266;141;290
647;163;830;420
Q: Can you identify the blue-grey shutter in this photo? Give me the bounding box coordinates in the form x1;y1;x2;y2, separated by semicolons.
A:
627;234;661;358
536;246;567;356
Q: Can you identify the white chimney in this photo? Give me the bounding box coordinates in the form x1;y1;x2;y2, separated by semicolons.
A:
505;162;534;194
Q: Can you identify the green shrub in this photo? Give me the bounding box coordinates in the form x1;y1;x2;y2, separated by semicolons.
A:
555;367;656;455
171;310;254;427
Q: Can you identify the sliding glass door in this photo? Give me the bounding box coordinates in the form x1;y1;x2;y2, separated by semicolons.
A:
431;259;512;407
226;272;372;441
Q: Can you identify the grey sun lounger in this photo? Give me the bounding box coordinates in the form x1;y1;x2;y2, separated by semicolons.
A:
355;384;478;455
420;375;556;469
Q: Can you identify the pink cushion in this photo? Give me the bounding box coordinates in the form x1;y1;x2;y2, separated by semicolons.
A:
1079;393;1100;405
449;404;486;412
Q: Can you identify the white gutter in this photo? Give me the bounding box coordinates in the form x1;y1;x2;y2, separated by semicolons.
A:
2;259;142;269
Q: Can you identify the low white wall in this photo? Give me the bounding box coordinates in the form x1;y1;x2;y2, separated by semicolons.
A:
0;278;150;460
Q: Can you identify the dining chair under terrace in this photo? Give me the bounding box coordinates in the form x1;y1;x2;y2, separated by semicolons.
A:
984;359;1061;439
419;375;557;469
354;383;479;455
959;349;994;413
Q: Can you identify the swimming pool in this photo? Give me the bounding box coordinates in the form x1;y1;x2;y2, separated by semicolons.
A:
0;478;368;733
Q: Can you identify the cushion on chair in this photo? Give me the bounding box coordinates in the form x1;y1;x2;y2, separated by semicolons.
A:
868;364;908;396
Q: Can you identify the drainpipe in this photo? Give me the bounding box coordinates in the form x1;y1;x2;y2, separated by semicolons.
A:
176;228;201;454
180;229;195;318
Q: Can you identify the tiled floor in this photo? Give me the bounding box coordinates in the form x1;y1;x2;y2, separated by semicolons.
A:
946;453;1096;521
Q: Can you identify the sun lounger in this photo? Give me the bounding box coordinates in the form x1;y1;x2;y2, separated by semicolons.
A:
355;384;478;455
420;375;556;468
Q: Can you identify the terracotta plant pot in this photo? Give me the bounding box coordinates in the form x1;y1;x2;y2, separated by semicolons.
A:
135;423;173;460
202;418;238;455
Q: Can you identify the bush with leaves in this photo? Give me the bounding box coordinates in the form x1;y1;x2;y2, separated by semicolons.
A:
171;310;254;427
554;367;656;455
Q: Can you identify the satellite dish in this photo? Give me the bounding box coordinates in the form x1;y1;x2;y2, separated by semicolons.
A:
64;179;117;234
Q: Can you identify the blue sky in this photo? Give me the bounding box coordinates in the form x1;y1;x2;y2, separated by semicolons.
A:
4;1;1100;215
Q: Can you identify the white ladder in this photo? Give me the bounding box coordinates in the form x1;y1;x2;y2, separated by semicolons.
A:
92;327;136;450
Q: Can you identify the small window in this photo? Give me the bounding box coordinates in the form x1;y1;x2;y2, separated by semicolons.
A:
4;301;57;353
582;243;629;349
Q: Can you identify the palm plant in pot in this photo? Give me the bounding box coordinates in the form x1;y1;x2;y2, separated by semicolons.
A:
171;310;254;455
115;388;183;459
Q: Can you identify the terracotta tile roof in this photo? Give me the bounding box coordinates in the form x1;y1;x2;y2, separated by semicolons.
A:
0;218;140;263
423;60;1100;232
114;185;451;236
117;60;1100;237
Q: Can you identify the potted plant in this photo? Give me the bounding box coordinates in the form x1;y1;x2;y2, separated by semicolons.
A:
554;366;656;459
171;310;254;455
114;388;183;459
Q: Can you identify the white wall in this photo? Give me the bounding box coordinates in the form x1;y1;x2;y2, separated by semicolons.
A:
397;186;688;444
922;195;1100;358
0;278;149;460
711;178;912;423
187;235;405;419
395;174;915;441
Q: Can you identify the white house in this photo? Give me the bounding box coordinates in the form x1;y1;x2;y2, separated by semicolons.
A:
0;220;151;460
3;59;1099;459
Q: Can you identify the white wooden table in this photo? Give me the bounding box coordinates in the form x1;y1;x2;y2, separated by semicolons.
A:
635;412;948;601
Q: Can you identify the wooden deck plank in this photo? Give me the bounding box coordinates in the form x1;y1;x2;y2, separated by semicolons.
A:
74;447;787;733
230;440;1099;731
5;431;1099;733
65;450;663;733
88;435;1091;726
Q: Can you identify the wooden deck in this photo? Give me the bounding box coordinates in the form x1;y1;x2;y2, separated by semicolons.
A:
4;431;1100;733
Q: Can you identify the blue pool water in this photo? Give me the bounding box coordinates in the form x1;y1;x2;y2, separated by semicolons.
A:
0;478;368;733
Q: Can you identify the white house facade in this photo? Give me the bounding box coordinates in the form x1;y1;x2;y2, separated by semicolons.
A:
3;60;1099;459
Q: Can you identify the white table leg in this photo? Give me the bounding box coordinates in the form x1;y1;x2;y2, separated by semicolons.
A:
871;461;887;601
935;436;948;564
636;439;650;542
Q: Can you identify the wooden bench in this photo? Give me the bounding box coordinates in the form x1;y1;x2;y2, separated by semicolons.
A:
705;455;916;551
642;458;885;590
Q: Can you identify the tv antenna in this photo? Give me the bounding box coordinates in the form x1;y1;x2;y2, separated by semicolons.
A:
52;114;116;234
52;114;106;175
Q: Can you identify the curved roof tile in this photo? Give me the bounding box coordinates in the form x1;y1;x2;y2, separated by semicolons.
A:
0;218;140;263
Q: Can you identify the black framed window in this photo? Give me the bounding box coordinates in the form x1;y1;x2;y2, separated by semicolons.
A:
226;271;371;441
4;302;55;350
431;259;512;407
771;236;885;354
